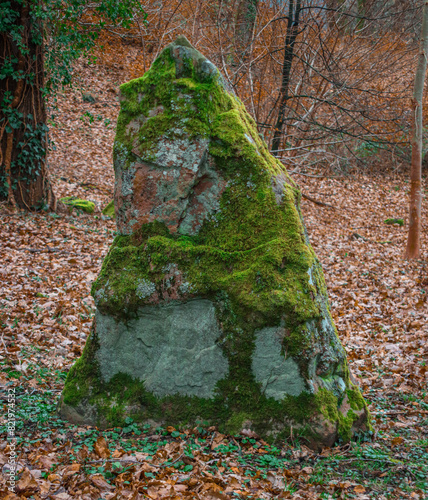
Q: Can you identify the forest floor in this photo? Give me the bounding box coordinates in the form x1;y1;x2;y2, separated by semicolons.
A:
0;57;428;500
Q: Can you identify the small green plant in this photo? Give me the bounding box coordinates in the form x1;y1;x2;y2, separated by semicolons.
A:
355;139;381;159
80;111;95;123
122;417;141;435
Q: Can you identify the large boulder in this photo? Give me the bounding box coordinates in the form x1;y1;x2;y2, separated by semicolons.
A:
59;36;371;447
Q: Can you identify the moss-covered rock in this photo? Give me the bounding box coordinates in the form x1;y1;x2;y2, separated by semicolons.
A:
59;36;371;448
60;196;95;214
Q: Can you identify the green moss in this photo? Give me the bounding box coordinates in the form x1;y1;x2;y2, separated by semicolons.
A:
338;408;357;442
226;412;258;435
316;388;339;423
384;218;404;226
314;387;371;443
347;384;373;433
60;196;95;214
93;154;316;331
102;200;115;218
113;45;236;170
61;323;99;406
347;385;366;411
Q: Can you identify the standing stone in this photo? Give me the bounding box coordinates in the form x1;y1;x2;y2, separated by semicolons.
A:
59;36;371;447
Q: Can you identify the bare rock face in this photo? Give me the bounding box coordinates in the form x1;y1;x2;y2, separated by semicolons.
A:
115;135;226;235
59;36;371;448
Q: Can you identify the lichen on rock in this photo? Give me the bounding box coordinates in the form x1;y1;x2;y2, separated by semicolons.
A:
59;35;371;447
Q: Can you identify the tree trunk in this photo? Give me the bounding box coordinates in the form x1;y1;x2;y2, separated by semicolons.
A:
405;0;428;259
325;0;341;31
0;1;55;210
235;0;259;66
192;1;204;43
271;0;301;156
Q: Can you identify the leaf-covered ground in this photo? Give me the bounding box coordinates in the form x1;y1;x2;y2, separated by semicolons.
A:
0;59;427;499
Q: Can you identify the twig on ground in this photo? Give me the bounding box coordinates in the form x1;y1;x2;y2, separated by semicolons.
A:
301;192;335;208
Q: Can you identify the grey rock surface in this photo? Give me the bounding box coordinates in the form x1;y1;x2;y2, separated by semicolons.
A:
252;326;306;399
95;299;229;398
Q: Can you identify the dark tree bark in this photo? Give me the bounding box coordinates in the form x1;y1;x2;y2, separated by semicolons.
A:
271;0;302;156
0;1;55;210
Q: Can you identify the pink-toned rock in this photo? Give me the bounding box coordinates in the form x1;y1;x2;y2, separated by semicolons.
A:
115;133;226;235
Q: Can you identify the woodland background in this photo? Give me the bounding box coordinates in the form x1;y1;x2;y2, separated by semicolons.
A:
0;0;428;499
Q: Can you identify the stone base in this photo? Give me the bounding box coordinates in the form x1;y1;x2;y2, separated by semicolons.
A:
59;300;371;448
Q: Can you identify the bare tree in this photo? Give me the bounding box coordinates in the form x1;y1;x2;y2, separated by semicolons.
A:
255;1;419;170
405;0;428;259
69;0;423;175
271;0;302;156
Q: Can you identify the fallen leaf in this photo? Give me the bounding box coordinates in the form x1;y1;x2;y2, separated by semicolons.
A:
16;468;39;496
354;484;366;493
90;473;114;490
94;435;110;459
391;436;404;445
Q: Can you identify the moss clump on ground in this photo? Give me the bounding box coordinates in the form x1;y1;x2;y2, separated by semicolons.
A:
384;218;404;226
62;36;370;445
60;196;95;214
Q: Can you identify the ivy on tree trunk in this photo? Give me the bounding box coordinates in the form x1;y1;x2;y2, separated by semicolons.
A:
0;0;145;211
0;0;55;210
